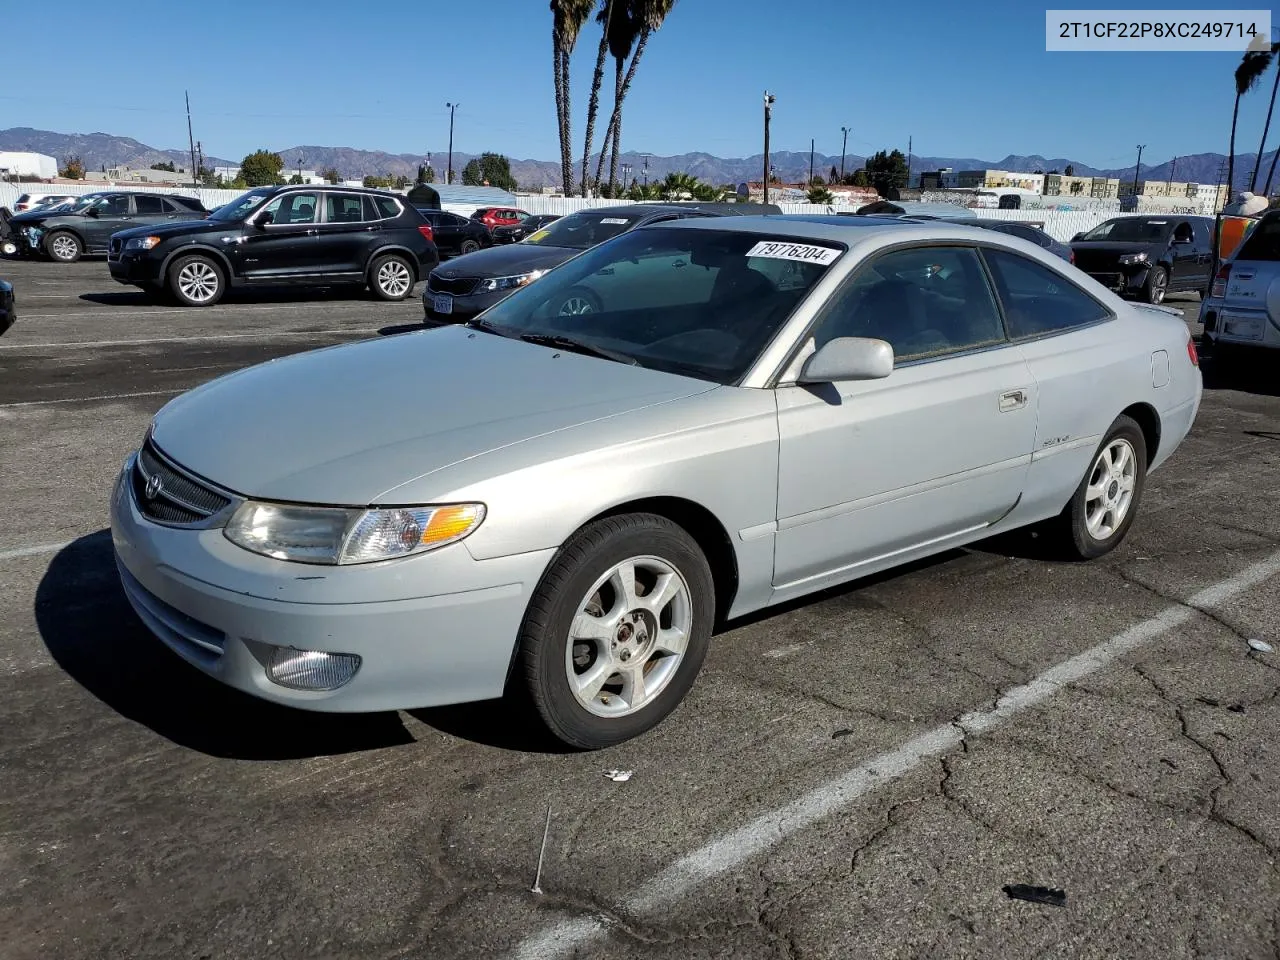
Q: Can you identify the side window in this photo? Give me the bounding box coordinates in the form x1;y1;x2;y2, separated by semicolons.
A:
101;195;131;216
983;248;1110;339
363;196;380;221
810;246;1006;363
134;195;166;215
374;197;401;219
262;192;319;225
447;214;467;226
1173;221;1194;243
158;198;183;214
324;193;366;223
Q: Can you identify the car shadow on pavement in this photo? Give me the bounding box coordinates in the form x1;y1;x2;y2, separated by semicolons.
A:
409;700;577;755
78;284;410;308
35;531;416;761
1200;354;1280;398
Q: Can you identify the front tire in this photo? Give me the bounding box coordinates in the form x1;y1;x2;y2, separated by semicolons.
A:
46;231;82;263
168;255;225;307
517;514;715;750
1142;265;1168;304
1054;415;1147;560
370;253;415;300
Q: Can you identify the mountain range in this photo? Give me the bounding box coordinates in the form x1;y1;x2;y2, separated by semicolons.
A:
2;126;1276;195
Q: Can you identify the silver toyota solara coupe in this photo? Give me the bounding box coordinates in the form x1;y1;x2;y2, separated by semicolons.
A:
110;215;1202;748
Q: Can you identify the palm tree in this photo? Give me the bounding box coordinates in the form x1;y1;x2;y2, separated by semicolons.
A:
580;0;619;197
1249;41;1280;193
551;0;594;195
593;1;641;191
596;0;676;193
1228;47;1273;201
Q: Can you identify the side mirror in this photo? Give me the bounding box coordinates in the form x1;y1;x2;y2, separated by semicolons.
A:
797;337;894;384
86;207;100;218
253;211;274;227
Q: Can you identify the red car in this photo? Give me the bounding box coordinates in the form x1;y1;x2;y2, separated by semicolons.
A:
471;207;529;230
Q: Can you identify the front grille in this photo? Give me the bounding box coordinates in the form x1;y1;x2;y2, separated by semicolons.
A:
1086;272;1124;289
427;272;479;296
132;441;232;526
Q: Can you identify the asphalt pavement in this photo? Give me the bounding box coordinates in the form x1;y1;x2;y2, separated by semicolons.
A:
3;257;1280;960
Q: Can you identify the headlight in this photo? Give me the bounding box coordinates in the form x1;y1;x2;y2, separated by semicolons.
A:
223;501;486;565
477;270;545;293
1118;252;1149;265
124;235;162;251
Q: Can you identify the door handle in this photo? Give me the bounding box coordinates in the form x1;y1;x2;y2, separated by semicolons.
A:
999;389;1028;412
306;228;317;235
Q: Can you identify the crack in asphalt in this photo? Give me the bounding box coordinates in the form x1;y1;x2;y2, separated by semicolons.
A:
1111;564;1268;651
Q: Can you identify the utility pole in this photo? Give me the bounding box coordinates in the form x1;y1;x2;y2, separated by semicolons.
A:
763;91;775;205
445;102;459;185
1168;155;1177;188
185;91;197;187
809;138;815;185
906;135;912;188
839;126;849;182
641;153;651;188
1131;144;1145;199
196;141;204;183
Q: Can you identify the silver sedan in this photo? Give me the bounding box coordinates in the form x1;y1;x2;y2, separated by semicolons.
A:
110;215;1203;748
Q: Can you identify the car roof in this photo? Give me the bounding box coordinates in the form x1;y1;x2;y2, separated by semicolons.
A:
655;213;1029;246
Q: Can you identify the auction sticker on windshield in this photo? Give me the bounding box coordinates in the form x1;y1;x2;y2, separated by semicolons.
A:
526;230;550;242
600;218;631;225
747;241;841;264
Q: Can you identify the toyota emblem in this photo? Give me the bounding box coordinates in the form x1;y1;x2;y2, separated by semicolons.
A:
144;473;164;500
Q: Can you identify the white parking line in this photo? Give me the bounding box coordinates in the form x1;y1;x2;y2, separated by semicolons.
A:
16;302;392;320
513;549;1280;960
0;389;182;408
0;329;375;351
0;542;72;562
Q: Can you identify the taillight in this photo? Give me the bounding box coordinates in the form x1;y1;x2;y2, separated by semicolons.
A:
1210;263;1230;299
1187;336;1199;367
417;224;434;244
1069;249;1075;265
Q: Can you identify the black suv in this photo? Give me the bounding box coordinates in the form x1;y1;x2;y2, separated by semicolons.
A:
1069;214;1215;304
108;185;440;307
10;191;208;262
417;209;493;258
423;202;781;324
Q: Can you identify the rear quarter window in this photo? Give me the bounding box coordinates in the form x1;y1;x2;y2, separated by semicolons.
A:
374;196;401;219
983;248;1111;339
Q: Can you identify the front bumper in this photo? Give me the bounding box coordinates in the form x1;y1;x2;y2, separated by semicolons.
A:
421;285;514;324
1084;266;1147;295
107;253;163;284
109;455;554;713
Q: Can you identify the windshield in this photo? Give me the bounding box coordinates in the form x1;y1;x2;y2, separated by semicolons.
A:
472;227;842;384
524;210;648;250
60;194;108;213
1080;218;1172;242
208;189;274;222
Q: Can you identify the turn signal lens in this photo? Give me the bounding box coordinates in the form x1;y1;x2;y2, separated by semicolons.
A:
418;224;435;244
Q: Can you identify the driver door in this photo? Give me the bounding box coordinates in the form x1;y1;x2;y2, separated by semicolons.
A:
234;191;322;280
84;194;133;250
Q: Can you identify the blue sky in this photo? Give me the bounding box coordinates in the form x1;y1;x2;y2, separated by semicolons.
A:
5;0;1277;167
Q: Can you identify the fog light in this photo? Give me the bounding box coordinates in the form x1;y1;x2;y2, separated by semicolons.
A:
265;647;361;691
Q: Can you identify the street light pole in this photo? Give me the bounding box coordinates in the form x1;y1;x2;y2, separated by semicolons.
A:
763;91;775;205
446;102;459;185
1132;143;1145;199
839;126;849;182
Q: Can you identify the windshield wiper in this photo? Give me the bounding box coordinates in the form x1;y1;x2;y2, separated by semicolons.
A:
466;318;515;336
518;333;638;365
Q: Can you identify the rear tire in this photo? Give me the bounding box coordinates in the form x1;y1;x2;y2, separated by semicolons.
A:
369;253;415;300
460;239;480;255
168;255;225;307
46;231;82;263
516;513;715;750
1051;414;1147;560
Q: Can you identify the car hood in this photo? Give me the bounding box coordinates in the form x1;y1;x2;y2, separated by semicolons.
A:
9;209;84;226
112;218;220;241
434;242;578;278
150;325;717;505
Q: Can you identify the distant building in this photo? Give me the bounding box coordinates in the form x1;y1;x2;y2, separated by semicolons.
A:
957;170;1044;192
0;151;58;179
1043;173;1095;197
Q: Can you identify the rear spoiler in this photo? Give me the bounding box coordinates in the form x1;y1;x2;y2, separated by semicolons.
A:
1132;302;1184;318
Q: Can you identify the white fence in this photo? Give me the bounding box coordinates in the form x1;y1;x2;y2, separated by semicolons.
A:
0;181;1164;243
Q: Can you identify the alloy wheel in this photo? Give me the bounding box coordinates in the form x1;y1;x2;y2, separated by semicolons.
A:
564;556;692;718
377;259;412;298
177;261;220;303
1084;438;1137;540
